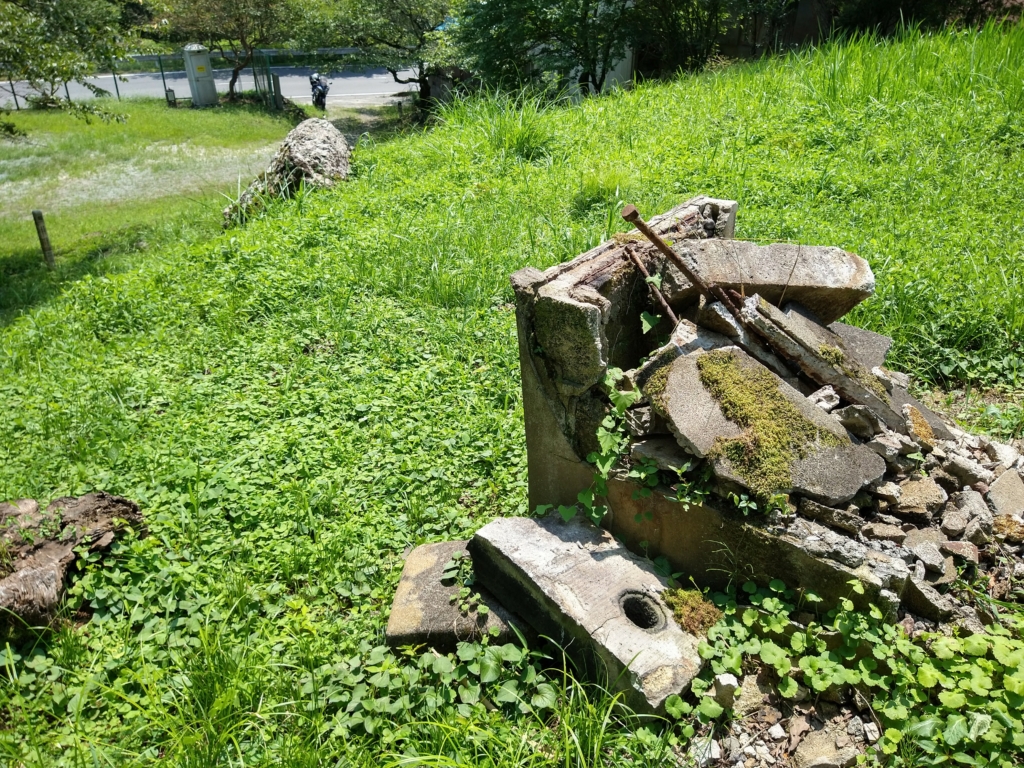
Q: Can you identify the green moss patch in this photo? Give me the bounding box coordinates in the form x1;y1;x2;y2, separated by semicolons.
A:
697;350;848;499
662;588;723;635
819;344;845;367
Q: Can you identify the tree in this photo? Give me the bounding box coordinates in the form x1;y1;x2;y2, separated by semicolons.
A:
0;0;125;123
297;0;455;106
630;0;725;78
456;0;635;95
162;0;294;98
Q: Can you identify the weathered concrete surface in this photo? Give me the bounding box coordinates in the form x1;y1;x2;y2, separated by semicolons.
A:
639;351;744;458
828;322;892;372
468;514;703;714
798;498;862;535
644;346;884;504
988;468;1024;518
664;240;874;324
1;493;144;630
603;477;908;613
896;478;948;520
386;541;521;652
741;298;906;433
511;196;737;509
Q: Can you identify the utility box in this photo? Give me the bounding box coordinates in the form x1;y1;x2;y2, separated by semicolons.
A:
183;43;218;107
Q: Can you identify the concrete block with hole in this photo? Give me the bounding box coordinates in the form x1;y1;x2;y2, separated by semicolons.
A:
468;513;703;714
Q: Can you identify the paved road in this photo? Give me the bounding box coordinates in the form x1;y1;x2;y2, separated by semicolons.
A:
2;66;417;108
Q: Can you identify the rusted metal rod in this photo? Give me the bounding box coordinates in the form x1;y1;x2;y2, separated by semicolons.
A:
623;245;678;326
621;204;745;322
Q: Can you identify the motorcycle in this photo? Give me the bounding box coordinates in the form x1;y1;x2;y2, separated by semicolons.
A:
310;73;330;110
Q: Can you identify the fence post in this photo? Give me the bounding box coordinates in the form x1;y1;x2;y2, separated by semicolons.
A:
32;210;55;270
272;73;283;110
8;78;19;110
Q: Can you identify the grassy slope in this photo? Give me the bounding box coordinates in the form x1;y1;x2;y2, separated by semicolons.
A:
2;25;1024;766
0;99;300;324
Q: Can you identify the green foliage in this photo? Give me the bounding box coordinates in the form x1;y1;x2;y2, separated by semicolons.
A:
4;26;1024;764
0;0;125;114
455;0;635;94
696;579;1024;767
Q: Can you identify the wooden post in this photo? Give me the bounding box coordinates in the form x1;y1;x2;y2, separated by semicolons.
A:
32;210;55;269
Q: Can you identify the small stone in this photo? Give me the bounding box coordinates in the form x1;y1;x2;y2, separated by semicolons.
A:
993;515;1024;544
985;440;1020;469
689;736;722;768
867;433;904;461
810;385;841;412
768;723;787;741
714;673;740;710
861;523;906;544
754;743;776;764
835;405;883;440
873;481;901;504
902;576;957;622
799;498;863;534
846;717;865;740
944;454;995;487
940;504;970;538
863;722;880;744
988;469;1024;518
941;540;979;564
896;477;947;518
964;517;991;546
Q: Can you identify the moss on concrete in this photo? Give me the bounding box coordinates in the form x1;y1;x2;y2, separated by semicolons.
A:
662;588;722;635
906;405;935;445
819;344;845;367
643;362;672;411
697;349;848;500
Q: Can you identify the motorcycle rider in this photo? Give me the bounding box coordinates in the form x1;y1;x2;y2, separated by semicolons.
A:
309;72;330;110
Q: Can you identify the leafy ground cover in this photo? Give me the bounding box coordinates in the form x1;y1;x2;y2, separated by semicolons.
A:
2;23;1024;766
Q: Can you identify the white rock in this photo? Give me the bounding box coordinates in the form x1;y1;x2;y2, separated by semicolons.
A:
768;723;787;741
809;385;841;412
863;722;880;744
713;672;740;709
986;441;1020;469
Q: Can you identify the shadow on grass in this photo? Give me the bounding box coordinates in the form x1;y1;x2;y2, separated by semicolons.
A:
0;231;142;327
329;103;419;147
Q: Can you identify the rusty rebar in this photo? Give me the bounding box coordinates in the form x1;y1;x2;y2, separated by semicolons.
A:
622;245;678;326
621;204;746;323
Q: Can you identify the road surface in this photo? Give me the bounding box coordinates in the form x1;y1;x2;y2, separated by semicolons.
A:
2;66;417;108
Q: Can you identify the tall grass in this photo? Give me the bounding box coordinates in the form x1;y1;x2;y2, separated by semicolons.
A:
1;23;1023;767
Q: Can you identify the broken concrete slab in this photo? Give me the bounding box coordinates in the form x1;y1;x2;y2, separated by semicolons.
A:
740;297;906;433
604;477;908;613
895;478;947;519
827;322;892;371
630;436;694;473
385;541;522;652
639;351;744;458
469;514;703;714
902;576;956;622
941;541;979;564
665;240;875;324
798;498;862;535
943;453;995;487
645;345;884;504
988;468;1024;518
889;386;955;443
940;504;969;538
696;301;797;382
834;405;883;440
861;523;906;544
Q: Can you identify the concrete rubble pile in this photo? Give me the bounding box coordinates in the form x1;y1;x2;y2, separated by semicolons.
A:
386;196;1024;732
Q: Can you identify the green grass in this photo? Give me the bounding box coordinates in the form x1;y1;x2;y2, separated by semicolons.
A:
2;23;1024;766
0;98;302;323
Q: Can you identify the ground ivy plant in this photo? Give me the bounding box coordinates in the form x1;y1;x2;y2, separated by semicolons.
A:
678;579;1024;767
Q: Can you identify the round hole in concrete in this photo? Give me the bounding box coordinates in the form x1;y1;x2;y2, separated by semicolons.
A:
619;591;664;631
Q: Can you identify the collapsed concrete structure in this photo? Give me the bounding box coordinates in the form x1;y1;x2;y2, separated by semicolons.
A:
388;195;1024;713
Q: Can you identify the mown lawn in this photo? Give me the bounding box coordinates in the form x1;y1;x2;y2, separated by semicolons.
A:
2;24;1024;767
0;98;303;324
